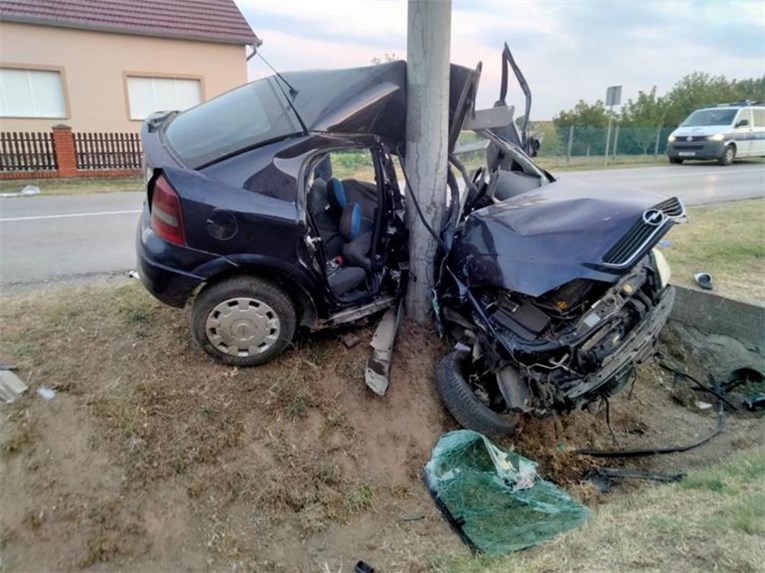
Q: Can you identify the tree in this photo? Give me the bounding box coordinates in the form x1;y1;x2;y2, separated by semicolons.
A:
371;53;399;65
553;100;609;155
619;86;668;154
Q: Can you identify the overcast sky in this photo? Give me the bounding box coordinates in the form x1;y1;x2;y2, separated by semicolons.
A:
236;0;765;120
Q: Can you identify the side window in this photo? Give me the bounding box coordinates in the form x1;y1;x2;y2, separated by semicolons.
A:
735;108;752;128
752;109;765;128
325;149;376;182
306;148;380;225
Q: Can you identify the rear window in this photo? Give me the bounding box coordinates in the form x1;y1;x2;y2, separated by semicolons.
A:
163;77;303;167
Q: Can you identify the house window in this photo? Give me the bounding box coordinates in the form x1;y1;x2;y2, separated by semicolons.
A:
0;68;67;118
126;76;202;120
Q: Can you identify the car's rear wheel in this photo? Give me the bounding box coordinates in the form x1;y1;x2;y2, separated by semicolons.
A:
435;350;519;436
191;276;296;366
669;157;683;164
719;145;735;166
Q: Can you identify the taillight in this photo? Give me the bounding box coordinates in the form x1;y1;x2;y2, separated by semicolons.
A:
150;175;186;246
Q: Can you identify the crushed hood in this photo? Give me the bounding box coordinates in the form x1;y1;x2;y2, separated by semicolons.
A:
451;182;679;296
281;61;479;147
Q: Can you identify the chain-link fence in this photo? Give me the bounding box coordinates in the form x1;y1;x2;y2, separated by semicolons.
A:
533;125;676;162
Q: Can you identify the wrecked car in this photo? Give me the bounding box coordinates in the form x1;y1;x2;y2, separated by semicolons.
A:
136;44;684;435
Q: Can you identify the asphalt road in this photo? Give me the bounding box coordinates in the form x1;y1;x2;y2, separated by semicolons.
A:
1;162;763;285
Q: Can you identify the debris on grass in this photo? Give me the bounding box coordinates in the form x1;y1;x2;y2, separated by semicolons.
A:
423;430;590;554
0;369;28;403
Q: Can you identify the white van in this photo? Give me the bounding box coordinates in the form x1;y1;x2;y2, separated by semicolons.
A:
666;102;765;165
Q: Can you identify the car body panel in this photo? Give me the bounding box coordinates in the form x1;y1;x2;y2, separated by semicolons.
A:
449;182;673;296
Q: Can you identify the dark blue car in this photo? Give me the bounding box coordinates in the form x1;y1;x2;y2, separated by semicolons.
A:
137;45;684;436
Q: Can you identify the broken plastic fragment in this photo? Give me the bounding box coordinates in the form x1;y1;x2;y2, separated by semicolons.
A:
694;272;714;291
37;387;56;400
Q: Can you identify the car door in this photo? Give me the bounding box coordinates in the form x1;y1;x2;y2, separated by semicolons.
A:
732;108;753;157
751;108;765;156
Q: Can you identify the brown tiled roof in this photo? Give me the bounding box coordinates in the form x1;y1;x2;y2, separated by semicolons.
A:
0;0;259;46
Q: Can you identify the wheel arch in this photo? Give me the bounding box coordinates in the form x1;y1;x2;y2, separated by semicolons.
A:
196;261;321;330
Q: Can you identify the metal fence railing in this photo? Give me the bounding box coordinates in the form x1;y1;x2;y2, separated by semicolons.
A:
0;131;58;172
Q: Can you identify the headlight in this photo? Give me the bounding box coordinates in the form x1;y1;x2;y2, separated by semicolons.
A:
707;133;725;141
652;248;672;289
667;135;676;142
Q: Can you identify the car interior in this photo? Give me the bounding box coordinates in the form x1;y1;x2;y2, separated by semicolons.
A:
305;149;384;301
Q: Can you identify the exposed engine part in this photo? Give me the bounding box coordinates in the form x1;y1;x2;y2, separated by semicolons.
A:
496;364;532;412
539;279;594;315
491;297;551;340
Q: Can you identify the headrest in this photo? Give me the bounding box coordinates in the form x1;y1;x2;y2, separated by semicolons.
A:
339;202;362;241
327;177;346;214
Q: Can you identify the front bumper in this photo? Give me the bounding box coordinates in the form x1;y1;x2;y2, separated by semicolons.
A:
667;140;725;160
566;285;676;400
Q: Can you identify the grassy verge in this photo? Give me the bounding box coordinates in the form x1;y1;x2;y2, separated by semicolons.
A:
0;176;142;196
433;447;765;573
536;153;666;172
661;199;765;305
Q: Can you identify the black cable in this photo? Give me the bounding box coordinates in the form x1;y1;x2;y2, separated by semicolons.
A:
658;361;738;410
394;148;448;253
574;366;726;458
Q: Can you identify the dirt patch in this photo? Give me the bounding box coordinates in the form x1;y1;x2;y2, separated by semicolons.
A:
1;281;763;571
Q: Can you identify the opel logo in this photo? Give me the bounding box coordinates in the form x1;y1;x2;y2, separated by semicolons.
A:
686;136;693;142
642;209;666;226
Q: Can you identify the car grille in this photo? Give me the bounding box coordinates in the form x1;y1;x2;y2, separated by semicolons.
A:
602;198;685;267
675;135;707;142
654;196;685;217
672;144;704;150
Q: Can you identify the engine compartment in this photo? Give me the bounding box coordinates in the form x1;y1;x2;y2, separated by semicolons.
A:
444;254;669;416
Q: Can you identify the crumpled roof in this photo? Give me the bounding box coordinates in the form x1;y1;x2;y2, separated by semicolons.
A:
0;0;259;46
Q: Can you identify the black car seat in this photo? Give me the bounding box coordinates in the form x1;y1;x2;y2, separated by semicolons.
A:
342;179;377;225
327;201;369;296
340;203;373;271
308;178;343;259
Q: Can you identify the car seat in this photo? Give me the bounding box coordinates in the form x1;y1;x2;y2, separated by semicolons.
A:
326;201;373;297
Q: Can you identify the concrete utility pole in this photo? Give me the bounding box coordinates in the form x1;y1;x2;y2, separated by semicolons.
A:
405;0;451;323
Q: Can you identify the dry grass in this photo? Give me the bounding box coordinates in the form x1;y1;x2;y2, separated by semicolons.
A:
433;447;765;573
1;280;762;571
0;279;456;570
0;176;142;196
661;199;765;305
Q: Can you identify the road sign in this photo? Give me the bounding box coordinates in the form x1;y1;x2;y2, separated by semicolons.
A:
606;85;622;107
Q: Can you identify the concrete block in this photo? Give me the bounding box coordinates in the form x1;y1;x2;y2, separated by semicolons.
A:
670;286;764;348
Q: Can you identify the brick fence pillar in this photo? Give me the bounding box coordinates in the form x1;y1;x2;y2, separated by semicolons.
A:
51;124;77;177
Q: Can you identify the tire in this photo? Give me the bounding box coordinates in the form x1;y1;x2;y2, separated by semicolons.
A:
669;157;683;165
435;350;519;436
718;145;735;166
191;276;296;366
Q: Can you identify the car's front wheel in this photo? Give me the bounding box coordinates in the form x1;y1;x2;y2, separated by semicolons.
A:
191;276;296;366
435;350;520;436
719;145;735;166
